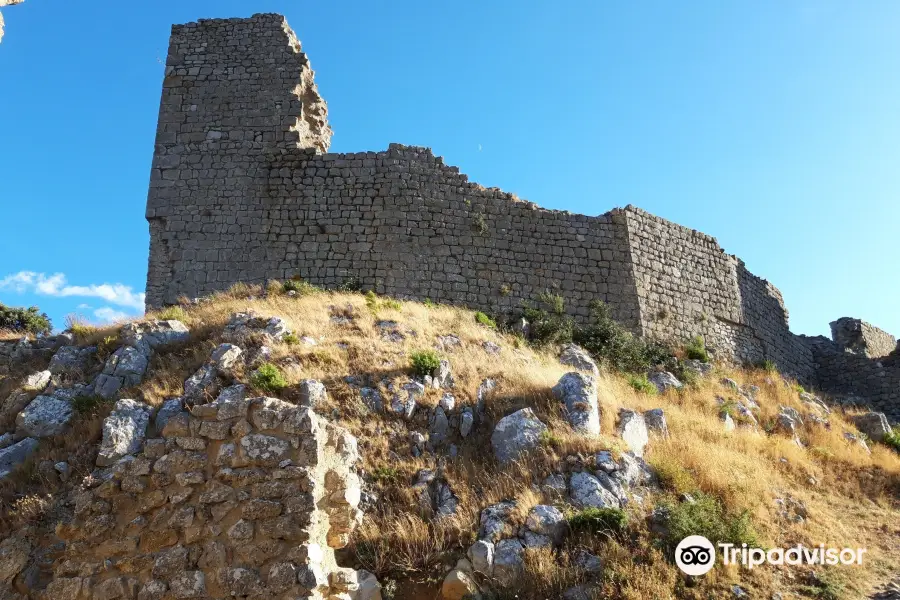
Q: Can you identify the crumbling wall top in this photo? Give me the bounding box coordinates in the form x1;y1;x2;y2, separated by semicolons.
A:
830;317;897;359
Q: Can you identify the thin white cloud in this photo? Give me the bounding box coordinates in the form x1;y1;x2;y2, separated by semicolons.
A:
0;271;146;312
76;303;93;310
94;307;130;324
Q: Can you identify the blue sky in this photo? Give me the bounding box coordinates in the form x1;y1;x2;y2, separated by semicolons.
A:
0;0;897;338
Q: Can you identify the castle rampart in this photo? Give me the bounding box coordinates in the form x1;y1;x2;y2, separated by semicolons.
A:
145;14;897;417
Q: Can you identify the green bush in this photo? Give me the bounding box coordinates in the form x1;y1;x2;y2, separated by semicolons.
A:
628;374;657;395
0;303;51;335
251;363;288;393
365;290;402;315
338;276;362;292
663;492;758;550
371;466;402;484
574;300;672;373
282;333;299;346
884;428;900;453
567;507;629;536
410;350;441;377
474;311;497;329
684;335;709;362
522;291;574;346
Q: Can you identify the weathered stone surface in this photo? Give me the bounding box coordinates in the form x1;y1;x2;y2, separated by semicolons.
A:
648;371;682;394
559;344;599;376
553;372;601;435
643;408;669;437
467;540;494;575
22;370;51;391
570;471;620;508
0;438;38;479
490;408;548;463
0;537;29;583
852;412;891;442
16;394;73;437
525;504;566;544
492;539;525;587
97;399;153;466
617;409;649;457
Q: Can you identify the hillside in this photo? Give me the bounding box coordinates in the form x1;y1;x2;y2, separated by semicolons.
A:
0;284;898;600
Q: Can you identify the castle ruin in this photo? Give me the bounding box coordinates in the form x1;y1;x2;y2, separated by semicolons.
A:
145;14;899;421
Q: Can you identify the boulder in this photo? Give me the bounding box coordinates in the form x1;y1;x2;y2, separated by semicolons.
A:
97;399;153;466
559;344;599;376
643;408;669;438
467;540;494;575
553;372;601;435
210;343;243;374
429;406;451;446
570;471;620;508
682;359;713;377
0;438;39;479
16;394;73;437
48;345;95;376
491;408;548;463
479;501;516;541
459;408;475;438
617;409;649;457
120;320;190;350
648;371;682;394
0;536;30;583
22;370;51;392
852;412;891;442
525;504;566;544
103;345;149;386
155;398;185;432
441;561;480;600
493;539;525;587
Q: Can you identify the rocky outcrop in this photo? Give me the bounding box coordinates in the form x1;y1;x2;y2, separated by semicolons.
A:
491;409;548;463
552;372;601;435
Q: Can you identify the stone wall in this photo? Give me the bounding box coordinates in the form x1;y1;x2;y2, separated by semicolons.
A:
830;317;897;359
807;337;900;424
46;392;372;600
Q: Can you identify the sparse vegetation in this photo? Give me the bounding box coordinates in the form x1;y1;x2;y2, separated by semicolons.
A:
662;492;758;550
282;278;321;296
157;306;187;321
574;300;672;373
522;291;574;346
371;466;402;484
567;507;629;536
282;333;299;346
250;362;288;393
473;211;488;235
499;283;511;296
684;335;709;362
884;427;900;453
474;311;497;329
72;394;111;415
365;290;402;316
0;303;51;335
759;358;778;373
539;429;563;448
627;374;657;395
409;350;441;377
65;314;99;342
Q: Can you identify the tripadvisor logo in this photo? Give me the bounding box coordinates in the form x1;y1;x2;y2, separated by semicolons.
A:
675;536;867;575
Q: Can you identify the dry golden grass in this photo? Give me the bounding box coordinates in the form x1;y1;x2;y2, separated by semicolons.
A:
3;285;897;598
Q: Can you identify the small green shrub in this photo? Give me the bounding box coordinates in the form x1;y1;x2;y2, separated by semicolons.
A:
410;350;441;377
628;374;657;395
684;335;709;362
365;290;402;315
473;212;488;235
423;298;437;309
474;311;497;329
338;277;362;292
567;507;629;536
72;394;111;415
499;284;511;296
157;306;187;321
798;572;846;600
883;428;900;453
663;492;758;550
371;466;402;484
759;359;778;373
251;363;288;393
282;333;299;346
539;429;563;448
522;291;574;346
574;300;672;373
0;303;51;335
